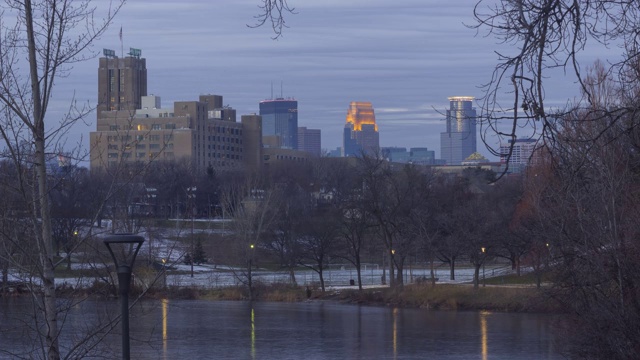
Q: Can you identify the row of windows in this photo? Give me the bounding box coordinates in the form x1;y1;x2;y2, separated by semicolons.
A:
208;135;240;144
212;126;242;135
108;152;168;159
107;143;174;151
208;153;241;160
110;123;177;131
207;144;242;152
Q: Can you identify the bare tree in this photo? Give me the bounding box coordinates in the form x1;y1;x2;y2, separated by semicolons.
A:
518;64;640;358
474;0;640;170
249;0;297;39
0;1;125;358
223;177;278;300
359;156;432;287
297;206;341;292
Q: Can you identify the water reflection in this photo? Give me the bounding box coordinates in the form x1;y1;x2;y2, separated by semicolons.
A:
161;298;168;358
250;305;256;360
392;307;399;360
0;299;561;359
480;310;490;360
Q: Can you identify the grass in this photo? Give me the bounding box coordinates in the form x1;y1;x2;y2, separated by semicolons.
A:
327;284;561;313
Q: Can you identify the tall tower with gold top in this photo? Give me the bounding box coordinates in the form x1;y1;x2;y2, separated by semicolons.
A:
342;101;379;157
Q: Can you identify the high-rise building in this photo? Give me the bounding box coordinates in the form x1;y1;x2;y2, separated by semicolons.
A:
342;101;379;157
97;49;147;115
297;127;321;157
500;138;539;173
259;98;298;149
440;96;477;165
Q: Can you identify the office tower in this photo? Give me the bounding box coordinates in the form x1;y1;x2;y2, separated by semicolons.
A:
440;96;477;165
97;49;147;115
500;138;539;173
259;98;298;149
342;101;379;157
297;127;321;157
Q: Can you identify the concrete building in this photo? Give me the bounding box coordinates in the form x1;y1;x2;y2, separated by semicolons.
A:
440;96;477;165
343;101;379;157
297;127;321;157
500;138;539;173
259;98;298;149
90;53;263;173
97;49;147;114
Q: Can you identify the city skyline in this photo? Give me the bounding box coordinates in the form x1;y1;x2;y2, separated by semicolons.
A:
46;1;595;163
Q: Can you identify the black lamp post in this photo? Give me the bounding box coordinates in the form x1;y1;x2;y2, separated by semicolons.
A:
103;234;145;360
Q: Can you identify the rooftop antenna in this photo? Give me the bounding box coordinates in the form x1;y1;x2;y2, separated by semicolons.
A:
119;26;123;58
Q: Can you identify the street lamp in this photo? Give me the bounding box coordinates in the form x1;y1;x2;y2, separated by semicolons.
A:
103;234;145;360
161;258;167;289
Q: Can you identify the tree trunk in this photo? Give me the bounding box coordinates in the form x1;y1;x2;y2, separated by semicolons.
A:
449;259;456;280
318;267;325;292
288;267;297;286
395;263;404;286
36;139;60;360
429;255;436;286
473;263;481;289
356;257;363;291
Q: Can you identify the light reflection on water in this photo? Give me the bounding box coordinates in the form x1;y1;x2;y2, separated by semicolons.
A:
0;298;561;359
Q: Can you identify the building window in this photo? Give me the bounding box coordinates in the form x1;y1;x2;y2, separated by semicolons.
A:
164;134;173;141
152;124;161;130
136;144;146;149
109;125;118;131
149;135;160;141
108;153;118;159
108;144;118;150
137;152;145;158
149;143;160;149
165;123;176;129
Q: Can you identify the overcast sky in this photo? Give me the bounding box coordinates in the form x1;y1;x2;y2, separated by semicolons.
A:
51;0;601;161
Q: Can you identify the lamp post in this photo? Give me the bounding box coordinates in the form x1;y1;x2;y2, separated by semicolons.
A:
162;258;167;289
103;234;145;360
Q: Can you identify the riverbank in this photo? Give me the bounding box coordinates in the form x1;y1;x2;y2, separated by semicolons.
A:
140;282;562;313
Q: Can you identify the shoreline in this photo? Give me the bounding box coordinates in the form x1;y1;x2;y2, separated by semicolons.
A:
2;281;563;314
142;282;563;314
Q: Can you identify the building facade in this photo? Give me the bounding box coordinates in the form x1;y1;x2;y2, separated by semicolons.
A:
500;138;539;173
440;96;477;165
97;51;147;114
91;54;263;173
259;98;298;149
342;101;379;157
297;127;321;157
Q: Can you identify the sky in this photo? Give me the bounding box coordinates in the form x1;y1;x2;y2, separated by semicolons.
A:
50;0;602;162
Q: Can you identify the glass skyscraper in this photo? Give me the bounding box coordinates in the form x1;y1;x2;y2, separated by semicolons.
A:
342;102;379;157
440;96;477;165
259;98;298;149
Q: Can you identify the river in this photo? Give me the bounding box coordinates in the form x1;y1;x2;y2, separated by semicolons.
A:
0;298;561;359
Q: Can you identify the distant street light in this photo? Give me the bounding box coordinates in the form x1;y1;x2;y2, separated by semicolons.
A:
103;234;145;360
162;258;167;288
